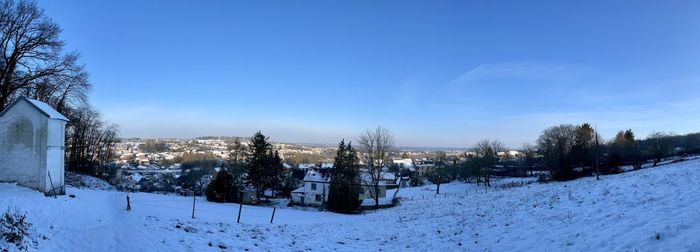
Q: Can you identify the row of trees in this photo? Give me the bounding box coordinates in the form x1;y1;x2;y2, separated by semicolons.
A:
1;0;118;175
421;123;691;187
538;123;687;181
206;131;283;202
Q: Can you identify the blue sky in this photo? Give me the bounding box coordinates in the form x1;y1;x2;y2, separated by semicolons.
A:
37;0;700;148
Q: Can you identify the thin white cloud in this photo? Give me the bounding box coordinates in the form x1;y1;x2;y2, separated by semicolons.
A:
447;62;584;86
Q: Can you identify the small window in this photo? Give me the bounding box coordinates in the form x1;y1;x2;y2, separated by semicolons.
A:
311;183;316;190
315;194;322;202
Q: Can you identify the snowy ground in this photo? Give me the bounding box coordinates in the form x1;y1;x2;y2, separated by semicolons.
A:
64;172;116;191
3;159;700;251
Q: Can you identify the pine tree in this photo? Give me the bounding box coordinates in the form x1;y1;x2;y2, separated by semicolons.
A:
572;123;595;169
245;131;283;201
206;170;235;203
623;129;643;170
327;140;362;213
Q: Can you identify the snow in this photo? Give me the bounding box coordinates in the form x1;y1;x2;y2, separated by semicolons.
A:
64;172;116;191
3;158;700;251
302;170;329;183
26;98;69;121
130;174;143;183
298;163;315;169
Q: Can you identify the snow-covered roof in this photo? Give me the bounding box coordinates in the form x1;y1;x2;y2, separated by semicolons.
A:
0;97;69;121
382;173;396;180
298;163;316;169
321;162;334;169
360;172;388;185
304;170;330;183
26;98;69;121
291;187;305;194
392;158;413;164
283;163;292;169
131;174;143;183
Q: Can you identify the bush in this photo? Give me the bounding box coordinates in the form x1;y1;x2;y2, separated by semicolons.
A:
205;171;240;203
1;209;38;251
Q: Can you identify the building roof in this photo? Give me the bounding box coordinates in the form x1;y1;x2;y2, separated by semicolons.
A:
0;97;69;121
360;172;388;185
131;174;143;183
303;169;330;183
291;187;305;194
298;163;316;169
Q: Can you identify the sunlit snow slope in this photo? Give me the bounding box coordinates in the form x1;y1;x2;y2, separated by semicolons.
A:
2;158;700;251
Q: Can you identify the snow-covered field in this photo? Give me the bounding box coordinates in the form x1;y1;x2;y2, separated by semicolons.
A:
3;159;700;251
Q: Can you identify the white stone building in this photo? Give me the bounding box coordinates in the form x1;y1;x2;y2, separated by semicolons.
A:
290;169;331;207
290;168;390;208
0;97;68;196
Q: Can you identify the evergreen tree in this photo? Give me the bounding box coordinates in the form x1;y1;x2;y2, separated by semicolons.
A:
205;170;237;203
327;140;362;213
623;129;643;170
572;123;595;169
245;131;283;201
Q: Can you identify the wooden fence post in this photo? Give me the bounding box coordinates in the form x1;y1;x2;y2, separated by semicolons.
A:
47;171;57;198
126;193;131;211
270;207;276;224
191;191;196;219
237;192;243;224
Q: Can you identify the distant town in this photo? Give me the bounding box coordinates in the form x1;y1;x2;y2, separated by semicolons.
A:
108;136;526;196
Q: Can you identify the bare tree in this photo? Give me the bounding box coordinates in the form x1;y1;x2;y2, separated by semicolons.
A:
226;137;248;187
0;0;90;111
521;143;537;176
432;151;447;194
1;0;116;177
472;140;503;187
227;137;248;163
65;106;119;176
537;124;577;181
647;131;673;167
356;126;394;209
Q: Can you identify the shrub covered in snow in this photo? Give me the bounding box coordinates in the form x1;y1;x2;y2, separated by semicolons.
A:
0;209;37;251
65;172;116;191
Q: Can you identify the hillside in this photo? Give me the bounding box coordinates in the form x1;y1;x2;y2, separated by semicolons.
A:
3;159;700;251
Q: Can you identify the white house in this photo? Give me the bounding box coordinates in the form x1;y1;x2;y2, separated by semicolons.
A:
291;168;390;208
392;158;416;172
0;97;68;196
291;169;331;207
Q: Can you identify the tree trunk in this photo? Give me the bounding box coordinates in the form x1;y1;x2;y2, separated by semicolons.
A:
374;183;379;209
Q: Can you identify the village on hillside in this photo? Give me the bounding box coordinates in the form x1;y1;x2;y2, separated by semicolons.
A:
106;137;523;203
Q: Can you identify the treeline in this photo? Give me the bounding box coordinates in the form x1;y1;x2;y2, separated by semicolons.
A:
537;124;695;181
1;0;118;175
422;123;697;187
138;140;169;153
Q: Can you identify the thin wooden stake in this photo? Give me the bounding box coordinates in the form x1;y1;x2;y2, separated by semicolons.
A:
191;191;196;219
270;207;277;224
47;171;57;198
126;193;131;211
237;192;243;223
